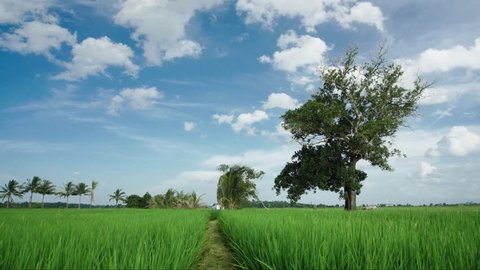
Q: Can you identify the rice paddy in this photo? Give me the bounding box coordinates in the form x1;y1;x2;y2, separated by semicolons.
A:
219;207;480;270
1;207;479;269
0;209;209;269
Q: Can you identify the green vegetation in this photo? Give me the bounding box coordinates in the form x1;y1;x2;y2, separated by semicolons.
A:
0;209;209;269
276;47;428;210
219;207;480;270
217;164;264;209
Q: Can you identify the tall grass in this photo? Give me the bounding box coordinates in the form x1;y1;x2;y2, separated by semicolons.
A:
0;209;209;269
219;207;480;270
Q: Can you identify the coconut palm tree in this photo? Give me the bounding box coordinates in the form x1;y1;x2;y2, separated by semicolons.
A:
0;179;23;208
75;182;89;209
109;188;126;207
89;180;98;208
58;181;76;208
189;192;205;208
37;180;56;208
23;176;41;208
216;164;264;209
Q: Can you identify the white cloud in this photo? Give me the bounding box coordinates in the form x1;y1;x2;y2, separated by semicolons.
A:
259;30;328;73
397;38;480;87
184;121;196;132
53;36;139;81
232;110;269;135
420;161;436;178
263;92;299;110
419;82;480;105
236;0;384;32
0;0;52;24
213;114;234;124
260;122;292;140
0;21;76;58
114;0;223;65
428;126;480;157
108;87;162;115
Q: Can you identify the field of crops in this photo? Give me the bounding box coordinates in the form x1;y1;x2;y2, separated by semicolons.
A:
0;209;209;269
219;207;480;270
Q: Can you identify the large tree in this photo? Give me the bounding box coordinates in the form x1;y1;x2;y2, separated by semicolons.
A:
38;180;56;208
23;176;41;208
217;164;264;209
0;179;23;208
274;47;427;210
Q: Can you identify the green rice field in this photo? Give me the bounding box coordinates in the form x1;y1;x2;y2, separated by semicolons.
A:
0;209;209;269
220;207;480;270
1;207;479;269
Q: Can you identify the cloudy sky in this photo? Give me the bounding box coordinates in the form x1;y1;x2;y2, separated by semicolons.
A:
1;0;479;206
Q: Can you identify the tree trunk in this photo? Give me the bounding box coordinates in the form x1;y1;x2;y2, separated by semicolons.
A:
90;192;94;208
6;196;10;208
42;194;45;208
29;191;33;208
66;196;69;208
344;187;357;211
78;195;81;209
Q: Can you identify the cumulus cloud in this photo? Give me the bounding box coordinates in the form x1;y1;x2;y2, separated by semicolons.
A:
108;87;162;115
0;21;76;58
260;122;292;140
213;114;234;124
259;30;328;73
427;126;480;157
397;38;480;88
184;121;196;132
263;92;299;110
232;110;269;135
0;0;53;24
420;161;436;178
53;36;139;81
236;0;384;32
114;0;223;65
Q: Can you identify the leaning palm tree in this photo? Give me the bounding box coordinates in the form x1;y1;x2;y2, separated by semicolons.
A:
23;176;41;208
109;189;126;207
0;179;23;208
37;180;56;208
75;182;89;209
89;180;98;208
189;192;205;208
58;181;76;208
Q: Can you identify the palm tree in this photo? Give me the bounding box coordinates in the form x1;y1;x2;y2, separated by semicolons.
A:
23;176;41;208
109;189;126;207
216;164;264;209
189;192;205;208
58;182;76;208
37;180;56;208
75;182;89;209
0;179;23;208
89;180;98;208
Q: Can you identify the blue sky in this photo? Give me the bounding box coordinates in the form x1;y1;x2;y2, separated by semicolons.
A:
1;0;479;206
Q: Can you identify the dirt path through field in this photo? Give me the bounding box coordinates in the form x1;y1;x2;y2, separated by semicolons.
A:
197;220;235;270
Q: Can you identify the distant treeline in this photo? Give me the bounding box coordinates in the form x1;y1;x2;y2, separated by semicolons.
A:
244;201;480;208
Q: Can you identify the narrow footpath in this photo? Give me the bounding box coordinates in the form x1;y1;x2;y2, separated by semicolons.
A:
197;220;235;270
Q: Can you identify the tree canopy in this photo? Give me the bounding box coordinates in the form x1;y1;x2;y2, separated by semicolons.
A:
217;164;264;209
274;47;428;210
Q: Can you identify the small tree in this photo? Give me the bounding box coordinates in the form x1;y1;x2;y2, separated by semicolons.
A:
0;179;23;208
58;181;76;208
109;189;126;207
275;47;428;210
23;176;41;208
75;182;89;209
89;180;98;208
38;180;56;208
217;164;264;209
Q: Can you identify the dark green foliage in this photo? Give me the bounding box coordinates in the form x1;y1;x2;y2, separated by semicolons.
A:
0;179;23;208
23;176;41;208
109;188;126;207
275;47;427;210
216;164;264;209
125;193;151;208
148;189;204;209
37;180;56;208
